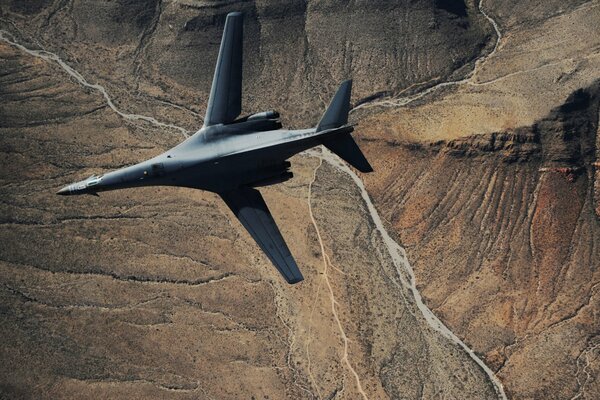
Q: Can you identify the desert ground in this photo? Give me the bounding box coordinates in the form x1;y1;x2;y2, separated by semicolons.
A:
1;0;599;399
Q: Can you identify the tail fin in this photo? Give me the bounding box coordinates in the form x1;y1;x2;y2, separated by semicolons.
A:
317;80;352;132
317;80;374;173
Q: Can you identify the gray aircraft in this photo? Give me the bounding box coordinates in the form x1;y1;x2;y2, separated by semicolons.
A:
57;12;373;284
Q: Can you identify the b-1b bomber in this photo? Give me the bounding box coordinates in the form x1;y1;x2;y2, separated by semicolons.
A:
58;12;373;284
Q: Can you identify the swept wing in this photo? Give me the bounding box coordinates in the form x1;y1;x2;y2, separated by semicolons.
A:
219;187;304;284
204;12;243;126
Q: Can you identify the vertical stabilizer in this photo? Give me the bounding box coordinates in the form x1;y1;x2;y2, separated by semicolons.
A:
318;80;373;173
317;80;352;132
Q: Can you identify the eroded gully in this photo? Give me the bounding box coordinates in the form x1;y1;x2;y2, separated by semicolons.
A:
306;0;507;398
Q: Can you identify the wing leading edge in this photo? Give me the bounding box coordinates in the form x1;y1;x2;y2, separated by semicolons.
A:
204;12;244;126
219;187;304;284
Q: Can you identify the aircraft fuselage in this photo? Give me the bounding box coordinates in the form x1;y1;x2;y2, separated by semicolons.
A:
57;122;327;196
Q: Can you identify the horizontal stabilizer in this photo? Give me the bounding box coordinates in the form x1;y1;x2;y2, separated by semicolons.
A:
322;132;373;173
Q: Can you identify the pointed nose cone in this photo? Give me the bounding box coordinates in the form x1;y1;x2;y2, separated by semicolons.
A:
56;186;70;195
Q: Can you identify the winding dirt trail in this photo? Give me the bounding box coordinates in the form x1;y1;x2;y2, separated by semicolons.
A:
306;157;369;400
309;149;508;399
302;2;508;397
0;30;190;139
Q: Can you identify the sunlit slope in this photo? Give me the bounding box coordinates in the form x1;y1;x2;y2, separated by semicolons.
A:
357;1;600;399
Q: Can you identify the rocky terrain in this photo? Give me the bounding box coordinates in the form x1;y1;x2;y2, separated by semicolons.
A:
356;1;600;398
0;0;598;399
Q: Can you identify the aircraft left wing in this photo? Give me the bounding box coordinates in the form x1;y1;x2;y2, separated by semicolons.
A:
204;12;243;126
219;187;304;284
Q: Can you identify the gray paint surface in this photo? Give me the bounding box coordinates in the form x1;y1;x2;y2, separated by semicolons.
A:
58;12;372;284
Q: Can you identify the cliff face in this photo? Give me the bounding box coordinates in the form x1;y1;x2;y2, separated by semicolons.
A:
1;0;599;399
363;81;600;399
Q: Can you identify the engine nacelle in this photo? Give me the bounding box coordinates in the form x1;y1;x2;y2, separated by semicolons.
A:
251;171;293;188
247;110;280;121
248;162;293;188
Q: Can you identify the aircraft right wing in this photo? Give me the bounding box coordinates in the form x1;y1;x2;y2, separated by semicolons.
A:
204;12;244;126
219;187;304;284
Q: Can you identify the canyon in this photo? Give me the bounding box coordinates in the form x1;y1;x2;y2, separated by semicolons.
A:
1;0;598;399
